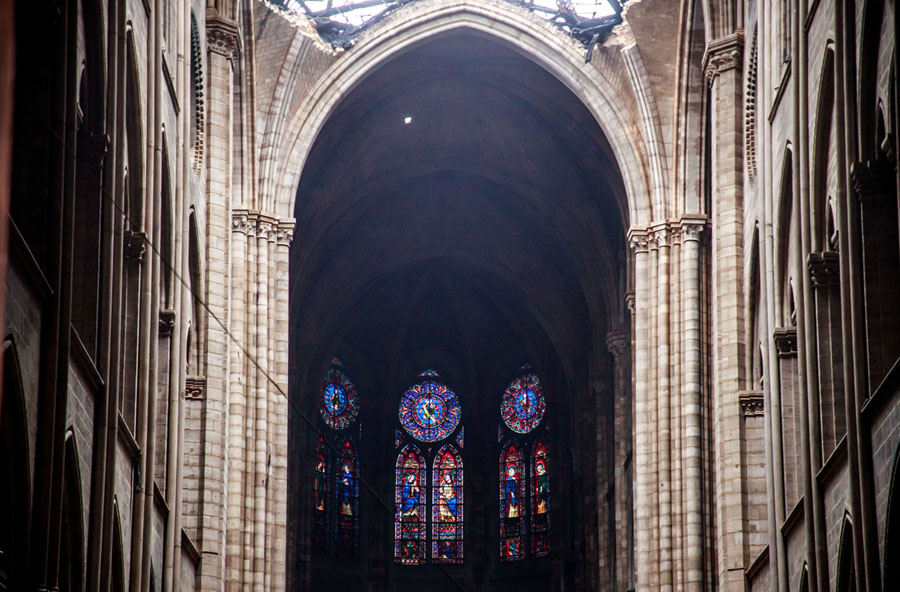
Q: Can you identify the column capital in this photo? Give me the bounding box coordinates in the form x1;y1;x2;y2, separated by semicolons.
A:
159;309;176;337
277;218;296;247
124;231;146;261
703;32;743;86
628;227;651;253
649;222;669;247
851;160;897;202
676;214;707;241
232;208;253;234
257;214;278;242
606;330;628;357
773;327;798;357
625;291;636;314
738;391;765;417
185;375;206;400
807;251;840;288
206;16;241;58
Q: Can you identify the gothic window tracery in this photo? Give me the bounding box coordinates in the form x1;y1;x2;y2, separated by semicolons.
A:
394;369;464;564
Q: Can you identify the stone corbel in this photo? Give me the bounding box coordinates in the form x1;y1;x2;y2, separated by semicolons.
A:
606;330;628;358
850;160;897;202
206;16;241;59
704;32;744;86
773;327;798;358
124;231;146;261
738;391;765;417
185;375;206;400
807;251;839;288
159;309;176;337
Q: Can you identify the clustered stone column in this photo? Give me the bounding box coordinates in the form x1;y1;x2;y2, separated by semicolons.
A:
628;215;706;592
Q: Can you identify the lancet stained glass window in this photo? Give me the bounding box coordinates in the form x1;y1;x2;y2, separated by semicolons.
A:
335;439;359;557
531;440;550;556
395;445;427;564
312;437;330;555
500;443;527;560
432;445;464;563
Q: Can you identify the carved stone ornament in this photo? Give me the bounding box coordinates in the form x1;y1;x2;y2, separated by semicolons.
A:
232;209;252;234
158;309;176;337
807;251;839;288
739;391;765;417
124;231;146;261
773;327;798;357
277;219;296;246
257;215;277;241
185;375;206;400
851;160;897;202
678;216;706;242
206;17;240;58
625;291;636;314
704;33;743;86
606;331;628;357
628;228;651;253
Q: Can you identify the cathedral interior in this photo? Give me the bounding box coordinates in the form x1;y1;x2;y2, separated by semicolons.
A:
0;0;898;591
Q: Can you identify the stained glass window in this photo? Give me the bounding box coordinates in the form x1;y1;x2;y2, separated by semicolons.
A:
312;437;330;555
500;443;527;560
501;373;546;434
531;441;550;556
335;439;359;557
432;445;464;563
395;445;427;564
320;366;359;430
398;373;461;442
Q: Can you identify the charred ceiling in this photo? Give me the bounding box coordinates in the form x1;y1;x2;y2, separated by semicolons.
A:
269;0;625;48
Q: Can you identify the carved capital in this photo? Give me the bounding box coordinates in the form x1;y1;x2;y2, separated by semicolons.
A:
650;223;669;248
851;160;897;202
206;17;240;58
625;291;636;314
739;391;765;417
807;251;839;288
124;231;146;261
606;331;628;357
232;209;252;234
704;32;743;86
185;375;206;400
773;327;797;357
628;227;651;253
158;309;176;337
78;132;110;169
255;215;274;241
677;215;706;242
277;219;296;246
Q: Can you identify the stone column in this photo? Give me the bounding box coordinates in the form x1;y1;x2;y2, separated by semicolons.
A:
704;33;747;591
199;14;239;592
607;329;629;592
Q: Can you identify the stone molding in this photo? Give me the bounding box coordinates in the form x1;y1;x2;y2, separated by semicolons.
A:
739;391;765;417
629;216;706;252
807;251;839;288
628;227;651;253
233;209;295;245
704;32;743;86
606;330;628;357
773;327;798;357
206;16;240;58
159;309;176;337
185;375;206;400
277;219;296;246
850;160;897;202
124;231;146;261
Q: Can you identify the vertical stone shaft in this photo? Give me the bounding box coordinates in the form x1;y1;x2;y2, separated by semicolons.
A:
705;33;747;592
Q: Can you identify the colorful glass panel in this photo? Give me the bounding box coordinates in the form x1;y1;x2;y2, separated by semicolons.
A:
320;367;359;430
500;374;546;434
456;426;464;449
395;445;427;564
335;439;359;557
432;445;464;563
312;437;330;555
398;379;461;442
531;441;550;556
499;443;527;560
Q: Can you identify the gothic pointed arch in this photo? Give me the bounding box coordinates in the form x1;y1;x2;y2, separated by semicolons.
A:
836;514;857;592
884;443;900;589
60;432;86;592
0;339;31;590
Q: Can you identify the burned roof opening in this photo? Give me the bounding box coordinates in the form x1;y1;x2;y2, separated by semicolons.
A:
270;0;625;48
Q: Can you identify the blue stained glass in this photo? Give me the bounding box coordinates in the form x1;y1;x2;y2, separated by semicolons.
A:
398;379;461;442
320;367;359;430
324;383;347;415
501;374;546;434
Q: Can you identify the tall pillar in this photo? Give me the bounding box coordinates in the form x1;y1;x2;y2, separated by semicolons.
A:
704;33;747;591
607;329;629;592
199;14;239;592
